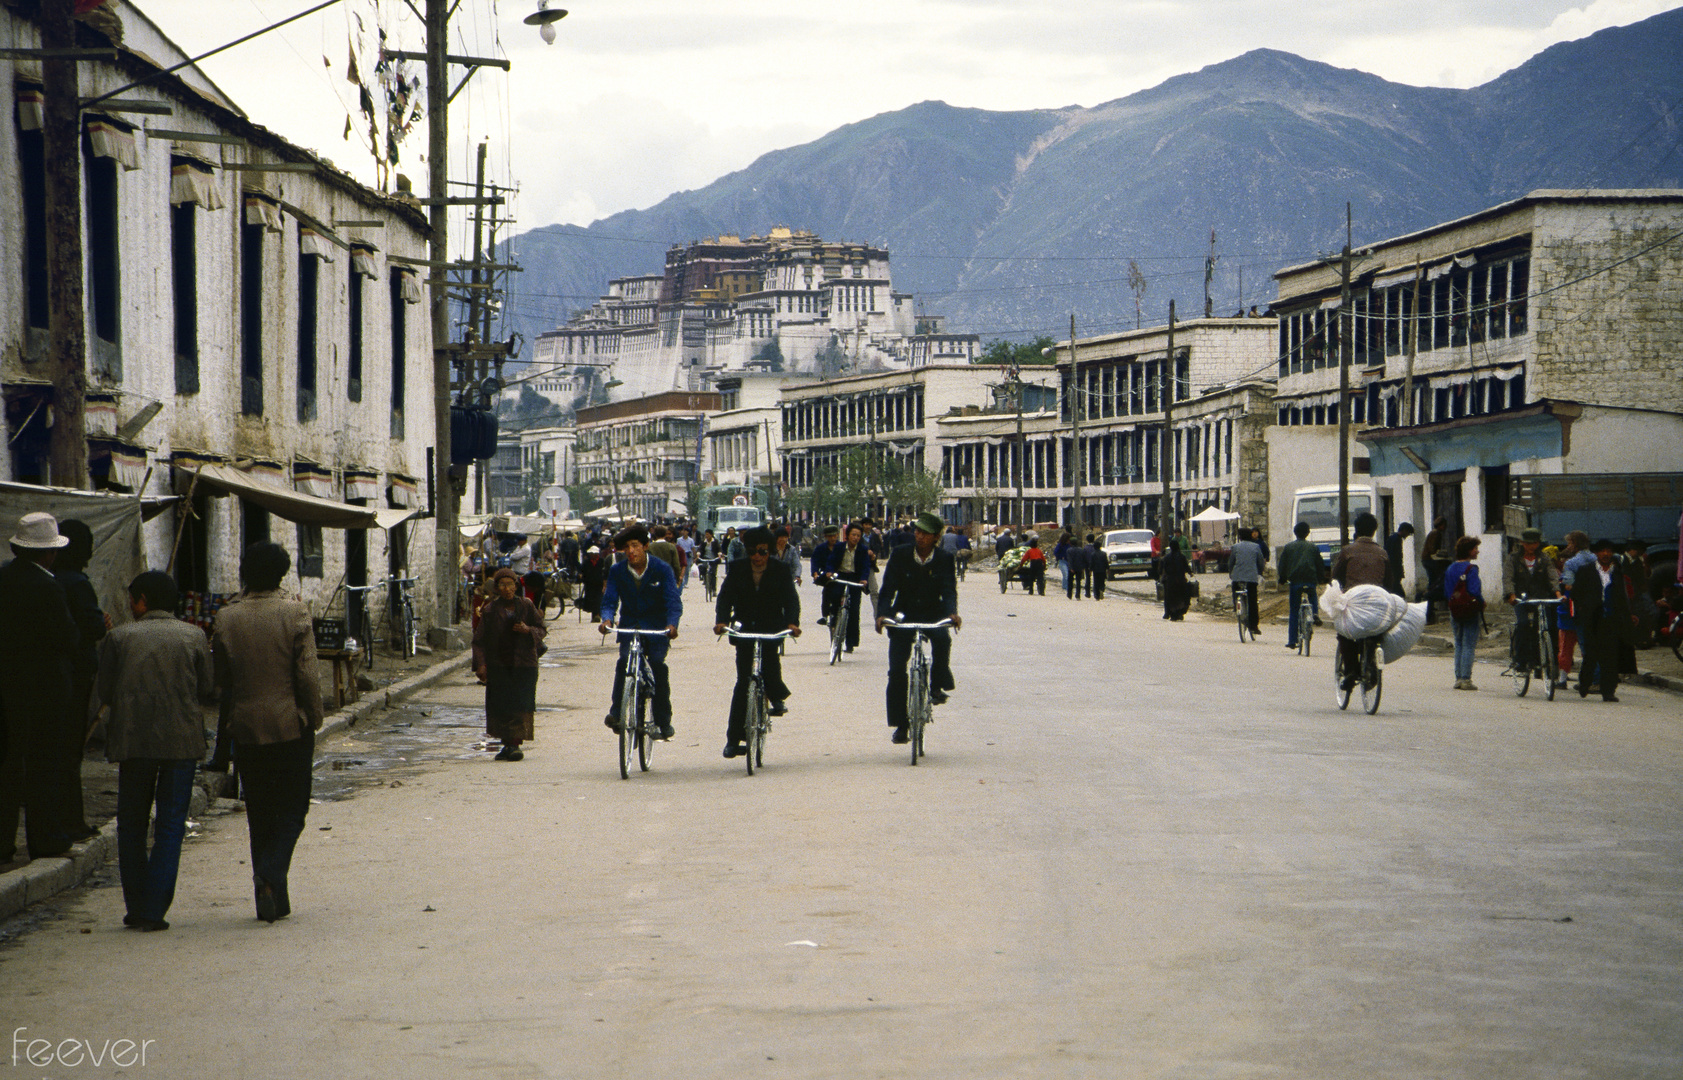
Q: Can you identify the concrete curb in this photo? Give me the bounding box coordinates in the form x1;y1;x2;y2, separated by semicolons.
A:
0;650;472;924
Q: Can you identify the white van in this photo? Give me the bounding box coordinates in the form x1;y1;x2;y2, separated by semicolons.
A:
1290;485;1375;559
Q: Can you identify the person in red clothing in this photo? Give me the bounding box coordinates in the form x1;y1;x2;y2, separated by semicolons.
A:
1020;536;1047;595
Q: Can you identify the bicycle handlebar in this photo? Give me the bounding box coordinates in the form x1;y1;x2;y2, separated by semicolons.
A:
1513;597;1558;605
343;582;385;593
826;577;868;588
612;627;673;637
726;627;793;640
885;618;953;630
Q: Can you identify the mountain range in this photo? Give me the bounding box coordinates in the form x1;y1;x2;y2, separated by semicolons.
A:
500;7;1683;352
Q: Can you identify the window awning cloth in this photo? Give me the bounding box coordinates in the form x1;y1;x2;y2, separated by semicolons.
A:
189;463;379;529
170;160;224;210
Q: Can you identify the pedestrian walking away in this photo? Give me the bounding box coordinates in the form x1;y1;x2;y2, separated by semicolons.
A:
1278;521;1327;649
713;528;801;759
0;511;79;864
876;512;961;744
210;542;324;924
1159;542;1193;621
599;524;683;739
93;572;215;932
1087;534;1107;599
1445;536;1486;690
1020;537;1047;595
1384;522;1415;597
473;568;547;761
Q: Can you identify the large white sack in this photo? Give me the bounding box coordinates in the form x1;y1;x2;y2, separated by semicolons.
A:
1321;579;1348;625
1381;602;1429;664
1337;584;1406;639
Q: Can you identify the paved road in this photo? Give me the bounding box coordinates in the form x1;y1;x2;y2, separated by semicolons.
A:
3;578;1680;1079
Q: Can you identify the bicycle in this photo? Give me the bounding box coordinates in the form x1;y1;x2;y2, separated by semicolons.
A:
1297;588;1317;657
697;557;721;602
386;575;419;660
885;616;953;765
543;566;578;621
1233;583;1255;643
339;580;386;669
725;626;792;775
610;628;669;779
1334;634;1383;715
1506;597;1560;700
827;577;868;665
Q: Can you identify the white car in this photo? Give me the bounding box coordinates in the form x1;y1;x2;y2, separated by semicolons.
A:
1102;529;1157;579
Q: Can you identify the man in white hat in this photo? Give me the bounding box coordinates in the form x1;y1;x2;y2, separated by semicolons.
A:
0;512;80;863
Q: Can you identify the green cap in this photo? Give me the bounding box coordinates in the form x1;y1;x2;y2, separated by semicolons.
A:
914;511;945;536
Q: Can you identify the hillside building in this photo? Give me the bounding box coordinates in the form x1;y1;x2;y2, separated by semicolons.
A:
574;392;718;521
528;228;978;410
1268;189;1683;593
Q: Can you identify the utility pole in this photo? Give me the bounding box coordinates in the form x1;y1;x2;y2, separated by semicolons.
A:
469;140;488;516
1203;229;1216;319
427;0;455;625
1338;203;1353;548
1013;371;1025;534
1160;300;1176;540
1068;313;1082;537
42;0;88;488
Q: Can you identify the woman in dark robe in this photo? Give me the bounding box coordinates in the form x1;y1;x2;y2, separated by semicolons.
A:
1161;543;1194;621
579;545;608;622
53;519;108;838
472;569;545;762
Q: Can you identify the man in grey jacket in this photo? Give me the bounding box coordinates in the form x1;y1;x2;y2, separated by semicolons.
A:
95;571;215;932
1228;527;1267;636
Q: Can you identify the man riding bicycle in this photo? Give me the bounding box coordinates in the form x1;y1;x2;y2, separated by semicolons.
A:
810;524;842;625
1330;512;1388;691
876;511;961;745
713;527;800;759
599;524;682;740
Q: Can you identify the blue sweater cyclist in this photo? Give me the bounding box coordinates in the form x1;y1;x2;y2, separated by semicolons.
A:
599;524;683;739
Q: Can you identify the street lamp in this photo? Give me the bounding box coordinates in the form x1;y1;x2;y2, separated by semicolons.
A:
524;1;568;44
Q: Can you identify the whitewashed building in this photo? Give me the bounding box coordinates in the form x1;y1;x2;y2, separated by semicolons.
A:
701;371;821;489
1268;189;1683;593
574;392;717;521
0;2;436;629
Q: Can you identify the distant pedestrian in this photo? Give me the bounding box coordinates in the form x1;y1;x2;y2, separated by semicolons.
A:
1445;536;1485;691
1160;542;1193;621
1087;535;1107;599
211;542;323;924
0;511;79;864
1020;537;1047;595
1572;538;1638;702
1228;527;1266;636
1422;516;1451;622
95;572;215;932
473;569;546;761
1383;522;1415;596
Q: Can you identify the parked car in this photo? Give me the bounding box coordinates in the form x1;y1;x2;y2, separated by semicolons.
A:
1102;529;1157;579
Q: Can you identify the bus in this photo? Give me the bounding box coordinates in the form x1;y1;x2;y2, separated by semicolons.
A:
1290;485;1376;559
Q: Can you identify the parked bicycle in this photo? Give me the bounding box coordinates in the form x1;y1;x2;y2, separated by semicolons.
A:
386;575;419;660
828;577;869;665
339;580;386;668
1335;634;1383;715
1506;596;1560;699
884;616;953;765
725;626;792;775
611;628;670;779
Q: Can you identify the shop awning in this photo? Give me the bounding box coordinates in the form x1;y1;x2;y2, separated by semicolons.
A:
1190;505;1240;522
188;463;399;529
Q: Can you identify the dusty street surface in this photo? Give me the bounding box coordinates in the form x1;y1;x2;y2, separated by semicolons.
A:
3;577;1680;1079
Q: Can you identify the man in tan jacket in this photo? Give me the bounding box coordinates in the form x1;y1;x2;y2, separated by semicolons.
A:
211;542;322;924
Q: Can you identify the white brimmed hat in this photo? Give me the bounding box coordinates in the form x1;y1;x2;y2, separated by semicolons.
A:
10;511;69;549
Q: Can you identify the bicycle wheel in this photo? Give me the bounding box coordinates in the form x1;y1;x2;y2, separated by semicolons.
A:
745;682;764;776
1361;650;1383;715
618;666;638;780
907;660;926;766
1235;594;1248;643
401;601;417;660
1299;601;1314;657
1542;625;1559;701
637;690;655;773
829;606;847;665
1334;648;1353;711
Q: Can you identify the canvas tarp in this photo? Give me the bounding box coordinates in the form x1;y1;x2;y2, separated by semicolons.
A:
1190;505;1240;522
0;482;165;622
187;464;418;532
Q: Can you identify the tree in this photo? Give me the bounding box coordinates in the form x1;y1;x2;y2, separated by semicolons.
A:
882;462;945;517
565;481;597;515
979;336;1058;366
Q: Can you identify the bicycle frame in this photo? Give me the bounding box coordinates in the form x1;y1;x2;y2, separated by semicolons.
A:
612;627;669;778
726;626;792;774
886;617;954;765
828;577;867;664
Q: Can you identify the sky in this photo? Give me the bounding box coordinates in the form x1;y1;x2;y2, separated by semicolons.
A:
132;0;1683;246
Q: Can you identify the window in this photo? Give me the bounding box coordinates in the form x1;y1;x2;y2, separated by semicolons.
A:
347;269;363;403
390;272;407;439
86;154;121;375
241;222;265;416
242;501;271;547
173;203;199;394
19;127;46;332
297;246;319;422
296;523;324;577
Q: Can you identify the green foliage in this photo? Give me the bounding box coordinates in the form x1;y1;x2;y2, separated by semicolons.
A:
565;481;597;515
793;447;945;521
979;336;1058;366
